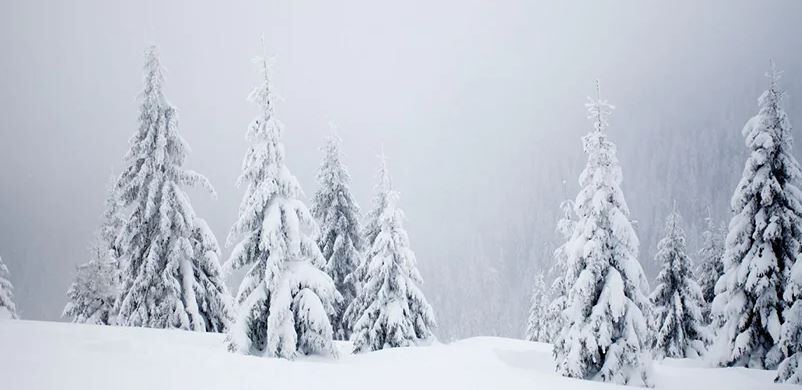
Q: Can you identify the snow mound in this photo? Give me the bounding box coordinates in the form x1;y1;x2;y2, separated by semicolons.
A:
0;320;789;390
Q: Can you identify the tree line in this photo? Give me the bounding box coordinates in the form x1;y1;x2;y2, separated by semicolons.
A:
54;45;435;357
525;66;802;385
0;47;800;387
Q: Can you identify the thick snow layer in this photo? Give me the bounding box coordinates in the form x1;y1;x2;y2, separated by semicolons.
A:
0;320;790;390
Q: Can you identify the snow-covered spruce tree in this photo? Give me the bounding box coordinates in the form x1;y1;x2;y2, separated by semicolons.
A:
525;270;550;342
347;157;436;353
114;46;232;332
342;153;392;333
226;55;337;359
0;255;17;319
553;81;651;386
712;63;802;370
311;132;363;340
649;209;709;359
64;182;124;325
63;237;119;325
696;210;725;325
544;199;576;343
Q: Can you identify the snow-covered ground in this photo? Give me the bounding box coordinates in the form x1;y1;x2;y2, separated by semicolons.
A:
0;319;788;390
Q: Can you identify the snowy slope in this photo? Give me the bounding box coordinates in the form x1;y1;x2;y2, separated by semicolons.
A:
0;319;788;390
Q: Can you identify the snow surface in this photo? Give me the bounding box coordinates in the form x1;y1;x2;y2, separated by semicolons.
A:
0;319;790;390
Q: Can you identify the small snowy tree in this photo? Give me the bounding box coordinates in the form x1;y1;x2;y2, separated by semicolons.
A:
342;152;392;333
347;156;436;353
712;63;802;370
64;237;119;325
553;81;651;386
226;54;337;359
544;199;576;343
99;180;125;261
525;270;550;342
311;132;363;340
649;209;709;359
696;209;725;325
64;182;124;325
114;46;232;332
0;255;17;319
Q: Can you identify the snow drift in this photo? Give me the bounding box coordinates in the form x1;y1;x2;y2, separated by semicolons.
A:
0;320;790;390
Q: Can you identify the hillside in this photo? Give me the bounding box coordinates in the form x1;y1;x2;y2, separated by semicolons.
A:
0;320;787;390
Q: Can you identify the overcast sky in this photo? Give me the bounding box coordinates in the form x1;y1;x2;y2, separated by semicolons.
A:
1;0;801;330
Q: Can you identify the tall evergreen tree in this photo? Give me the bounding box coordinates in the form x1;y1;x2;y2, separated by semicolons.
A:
765;66;802;383
114;46;232;332
346;156;436;353
226;54;337;359
553;81;651;386
0;255;17;319
712;63;802;370
650;209;709;359
696;209;725;325
525;270;550;342
311;132;363;340
544;199;576;343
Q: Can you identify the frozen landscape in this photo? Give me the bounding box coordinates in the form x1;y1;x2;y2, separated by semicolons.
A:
0;319;788;390
3;1;802;389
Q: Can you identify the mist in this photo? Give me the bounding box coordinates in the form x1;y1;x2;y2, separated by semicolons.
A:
1;0;801;340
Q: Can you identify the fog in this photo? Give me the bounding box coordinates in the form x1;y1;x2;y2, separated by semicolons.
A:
1;0;801;339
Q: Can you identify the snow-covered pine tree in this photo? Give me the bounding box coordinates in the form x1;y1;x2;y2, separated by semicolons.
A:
226;54;337;359
712;62;802;370
649;209;709;359
311;132;363;341
347;156;436;353
64;182;124;325
113;46;232;332
553;81;651;386
525;270;550;342
63;237;119;325
0;255;17;319
342;152;392;333
696;209;725;325
544;199;576;343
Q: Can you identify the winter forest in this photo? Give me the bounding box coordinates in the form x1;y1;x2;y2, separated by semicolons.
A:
2;1;802;390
